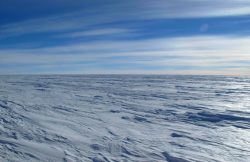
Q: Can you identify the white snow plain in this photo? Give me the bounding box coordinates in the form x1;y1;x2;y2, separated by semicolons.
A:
0;75;250;162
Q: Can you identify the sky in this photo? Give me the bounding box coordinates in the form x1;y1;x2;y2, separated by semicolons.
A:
0;0;250;75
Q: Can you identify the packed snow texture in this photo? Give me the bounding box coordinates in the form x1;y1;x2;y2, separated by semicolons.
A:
0;75;250;162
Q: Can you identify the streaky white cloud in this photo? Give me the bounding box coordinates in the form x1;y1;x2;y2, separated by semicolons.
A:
60;28;133;37
0;35;249;75
1;0;250;37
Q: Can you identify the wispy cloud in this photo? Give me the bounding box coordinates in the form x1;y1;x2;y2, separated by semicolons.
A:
60;28;133;37
1;0;250;38
1;1;250;75
0;35;249;75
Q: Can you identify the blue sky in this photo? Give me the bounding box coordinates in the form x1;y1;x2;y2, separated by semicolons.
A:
0;0;250;75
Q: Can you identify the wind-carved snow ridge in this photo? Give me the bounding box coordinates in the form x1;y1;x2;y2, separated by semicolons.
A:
0;75;249;162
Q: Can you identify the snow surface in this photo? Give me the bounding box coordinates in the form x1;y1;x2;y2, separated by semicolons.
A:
0;75;249;162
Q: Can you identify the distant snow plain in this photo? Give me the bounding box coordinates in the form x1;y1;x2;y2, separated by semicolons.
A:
0;75;249;162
